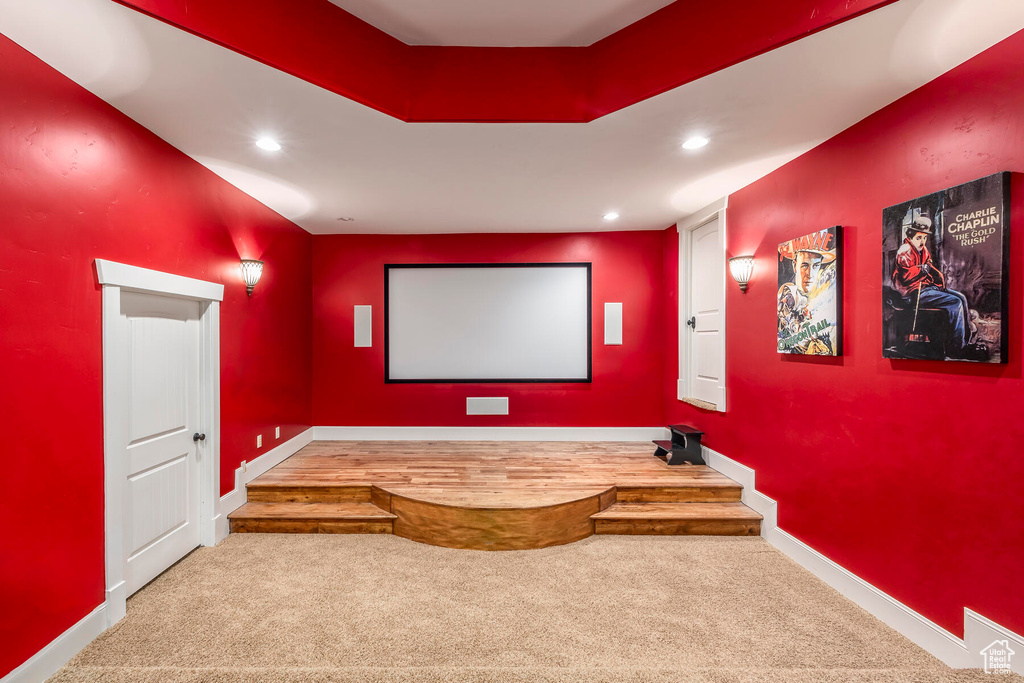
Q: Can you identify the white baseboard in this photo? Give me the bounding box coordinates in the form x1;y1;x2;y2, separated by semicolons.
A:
314;426;669;441
0;604;106;683
104;581;126;626
702;447;777;530
703;445;1021;671
216;427;315;542
965;609;1024;674
767;526;975;667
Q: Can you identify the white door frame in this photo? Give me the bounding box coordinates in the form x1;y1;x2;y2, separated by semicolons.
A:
677;197;728;412
95;259;223;626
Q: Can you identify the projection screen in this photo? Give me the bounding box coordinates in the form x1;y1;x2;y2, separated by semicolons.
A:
385;263;592;383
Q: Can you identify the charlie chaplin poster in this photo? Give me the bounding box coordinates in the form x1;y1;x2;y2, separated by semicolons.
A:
777;226;842;355
882;172;1010;362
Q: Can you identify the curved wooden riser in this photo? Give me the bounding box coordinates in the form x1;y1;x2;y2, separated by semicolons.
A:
388;491;609;551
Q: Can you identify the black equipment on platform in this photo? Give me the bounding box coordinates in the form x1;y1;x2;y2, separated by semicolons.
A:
652;425;705;465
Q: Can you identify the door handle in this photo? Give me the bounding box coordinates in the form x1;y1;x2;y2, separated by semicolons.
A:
193;432;206;443
686;316;696;329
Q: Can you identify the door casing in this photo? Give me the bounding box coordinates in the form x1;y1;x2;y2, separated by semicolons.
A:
96;259;223;627
677;199;728;412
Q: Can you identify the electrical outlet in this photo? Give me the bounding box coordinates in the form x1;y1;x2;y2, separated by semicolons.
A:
242;460;247;473
257;434;262;448
275;426;280;439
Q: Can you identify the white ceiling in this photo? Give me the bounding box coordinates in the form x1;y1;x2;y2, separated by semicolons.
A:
326;0;675;46
1;0;1023;234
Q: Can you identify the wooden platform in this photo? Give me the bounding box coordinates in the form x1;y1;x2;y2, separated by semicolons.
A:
229;441;761;549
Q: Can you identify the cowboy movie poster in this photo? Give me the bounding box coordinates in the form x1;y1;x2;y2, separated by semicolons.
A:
882;172;1010;363
777;226;842;356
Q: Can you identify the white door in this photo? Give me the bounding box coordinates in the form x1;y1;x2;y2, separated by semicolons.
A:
687;217;725;407
117;291;202;595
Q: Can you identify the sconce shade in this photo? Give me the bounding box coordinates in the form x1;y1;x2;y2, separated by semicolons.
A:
728;255;754;292
240;259;264;296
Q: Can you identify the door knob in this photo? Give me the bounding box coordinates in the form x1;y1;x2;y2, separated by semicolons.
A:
686;316;696;329
193;432;206;443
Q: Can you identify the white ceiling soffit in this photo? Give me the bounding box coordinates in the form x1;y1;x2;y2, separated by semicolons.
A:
326;0;676;47
1;0;1023;234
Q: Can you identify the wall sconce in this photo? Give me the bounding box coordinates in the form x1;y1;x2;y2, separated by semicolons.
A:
240;259;264;296
728;255;754;292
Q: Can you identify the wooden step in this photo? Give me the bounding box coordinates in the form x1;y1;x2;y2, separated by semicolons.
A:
591;502;761;536
244;483;371;503
229;502;396;534
615;484;741;503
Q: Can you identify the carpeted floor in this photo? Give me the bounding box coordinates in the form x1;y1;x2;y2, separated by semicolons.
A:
51;534;1016;682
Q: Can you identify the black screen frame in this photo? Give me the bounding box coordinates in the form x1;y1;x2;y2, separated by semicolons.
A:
384;262;593;384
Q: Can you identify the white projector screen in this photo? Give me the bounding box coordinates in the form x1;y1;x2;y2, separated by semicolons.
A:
385;264;592;382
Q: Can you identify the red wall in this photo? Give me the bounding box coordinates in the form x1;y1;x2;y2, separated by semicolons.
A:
312;232;668;427
0;36;312;677
667;33;1024;637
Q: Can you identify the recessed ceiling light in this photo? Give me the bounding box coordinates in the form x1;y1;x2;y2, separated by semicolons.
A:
603;212;620;221
255;137;282;152
682;136;710;150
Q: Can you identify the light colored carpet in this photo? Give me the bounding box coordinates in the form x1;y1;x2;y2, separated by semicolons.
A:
51;534;1015;682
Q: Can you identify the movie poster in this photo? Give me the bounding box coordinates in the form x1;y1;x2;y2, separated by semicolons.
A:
882;172;1010;363
777;226;842;356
